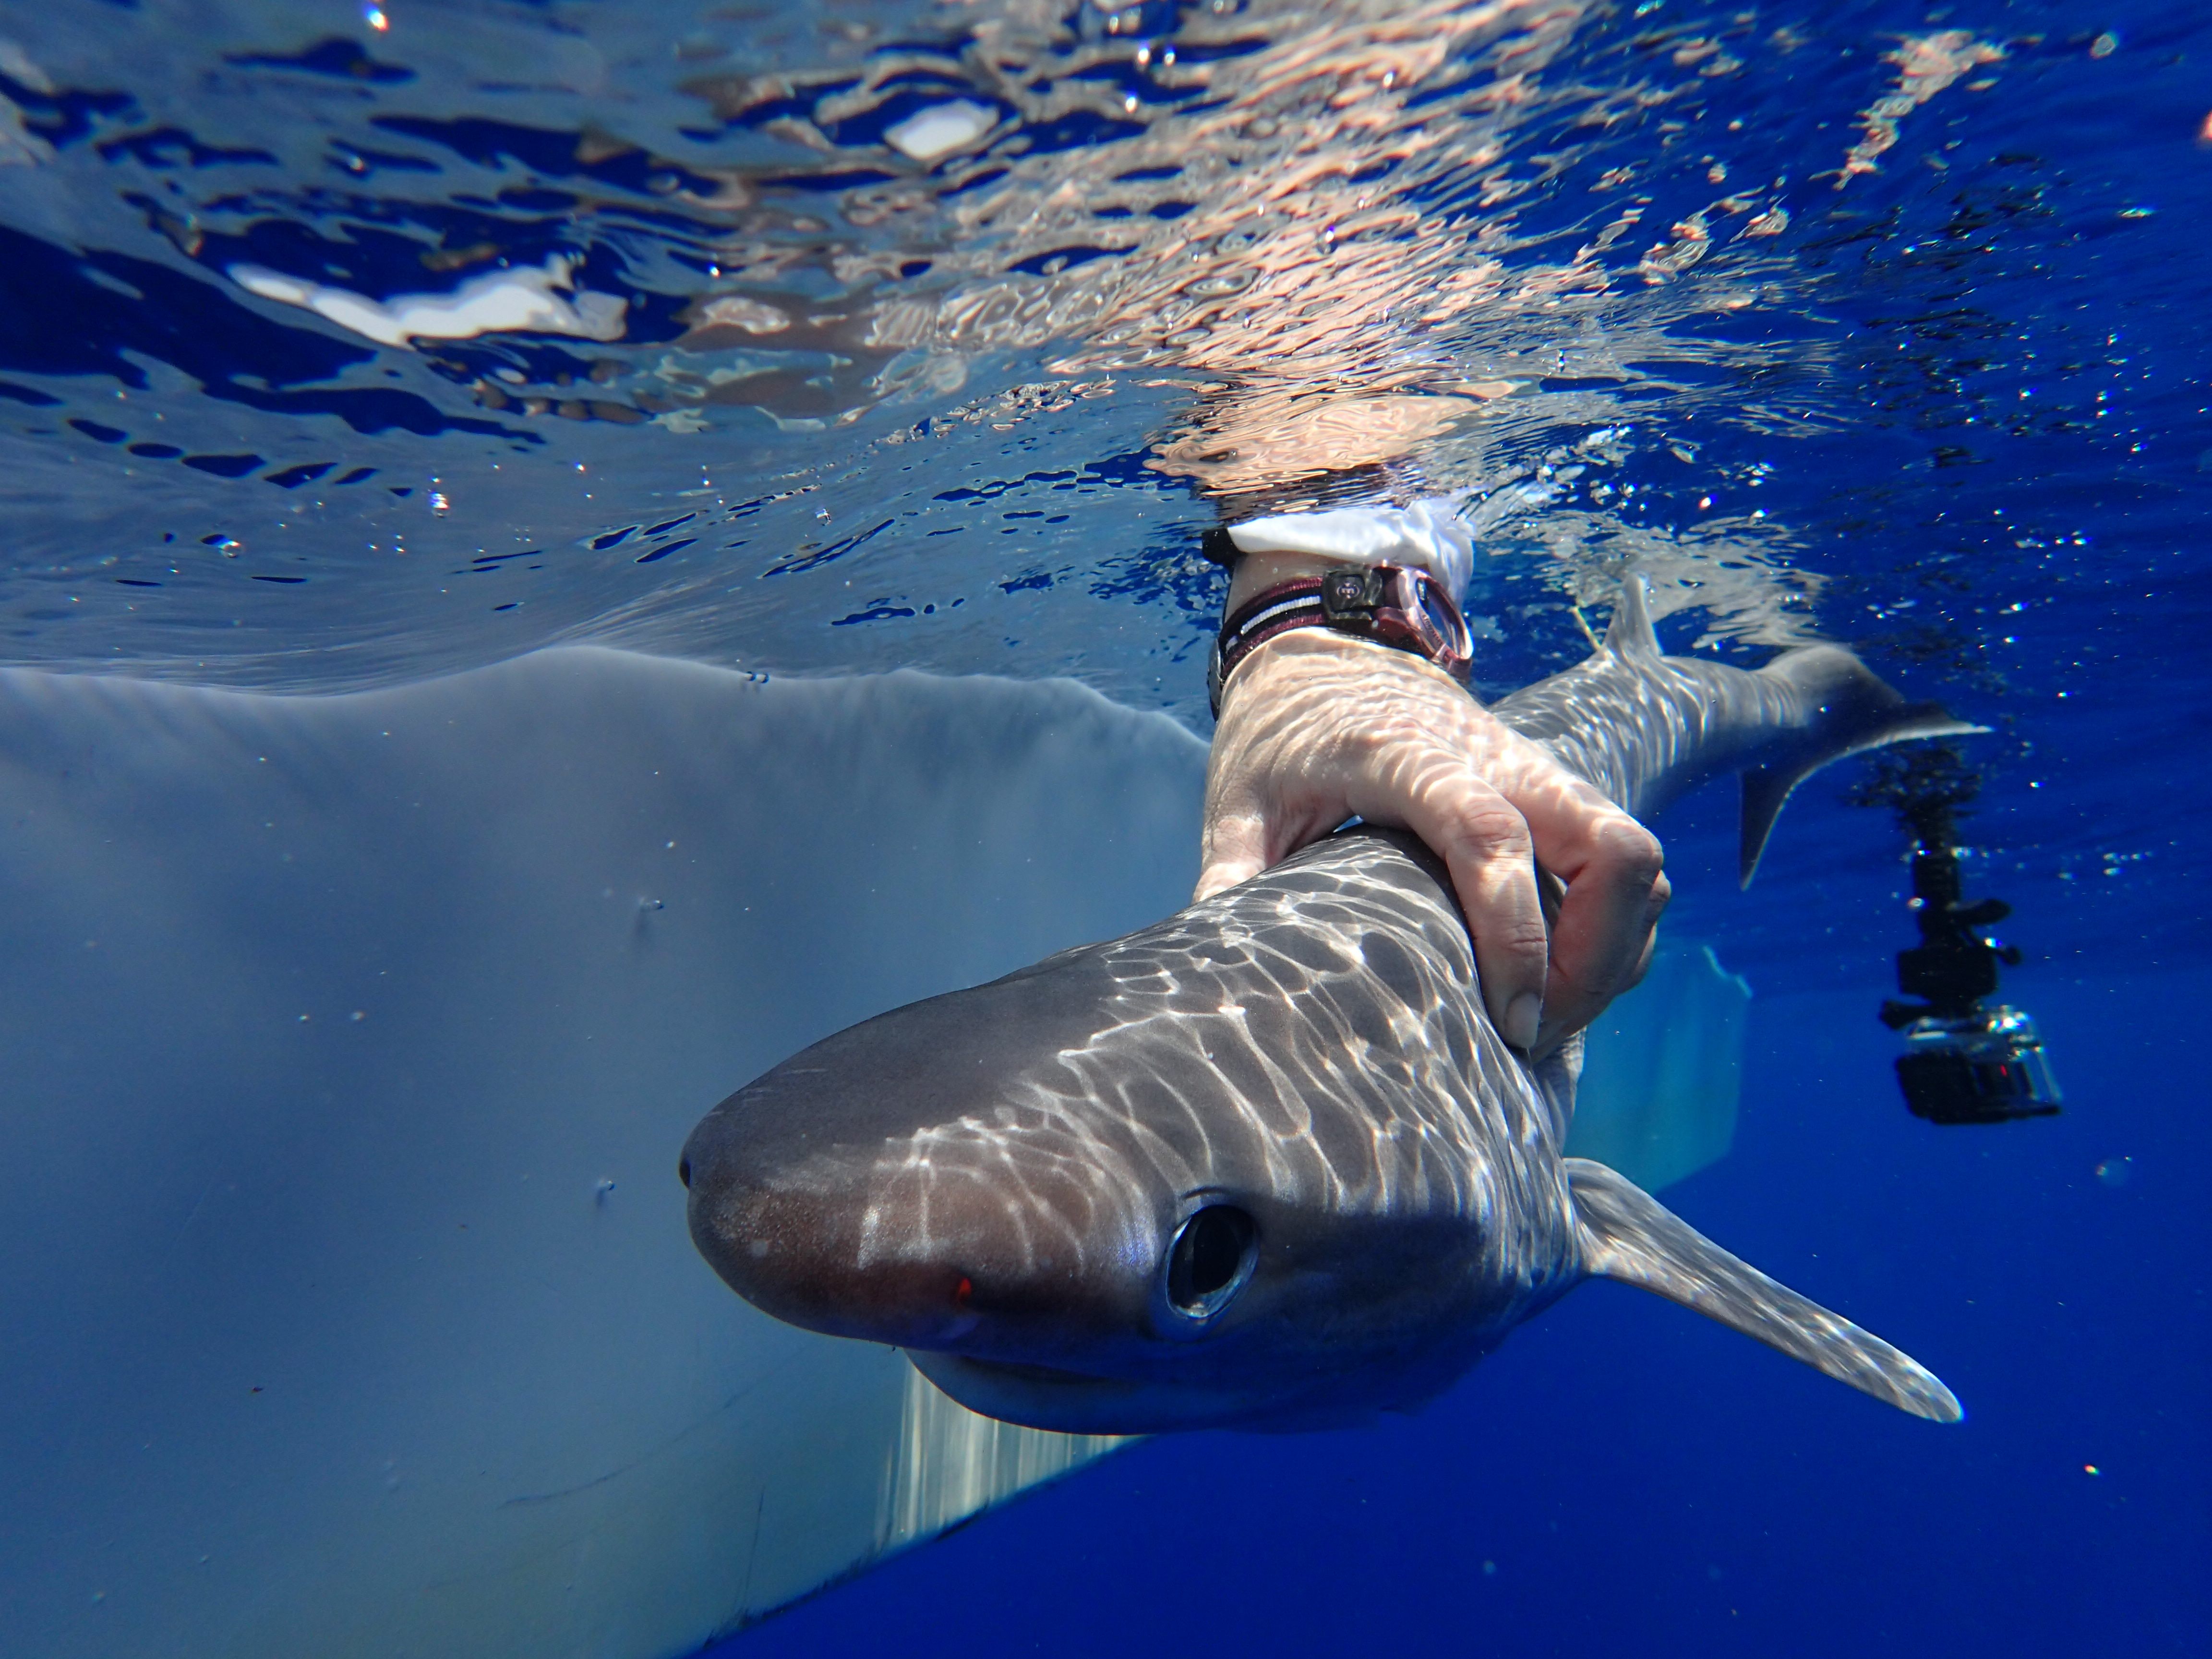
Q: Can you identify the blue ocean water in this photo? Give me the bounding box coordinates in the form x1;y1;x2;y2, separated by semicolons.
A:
0;0;2203;1653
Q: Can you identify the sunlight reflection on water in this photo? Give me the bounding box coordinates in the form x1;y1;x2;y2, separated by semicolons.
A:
0;0;2019;699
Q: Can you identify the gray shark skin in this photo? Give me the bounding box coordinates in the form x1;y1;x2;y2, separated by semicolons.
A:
1502;583;1979;884
682;579;1976;1434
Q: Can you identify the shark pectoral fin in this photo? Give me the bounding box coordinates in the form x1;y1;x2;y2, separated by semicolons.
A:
1565;1158;1963;1423
1737;696;1988;887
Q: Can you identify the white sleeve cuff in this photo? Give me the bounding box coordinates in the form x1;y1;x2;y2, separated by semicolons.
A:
1223;499;1474;602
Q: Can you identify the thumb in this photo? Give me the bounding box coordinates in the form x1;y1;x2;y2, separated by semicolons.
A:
1194;809;1269;902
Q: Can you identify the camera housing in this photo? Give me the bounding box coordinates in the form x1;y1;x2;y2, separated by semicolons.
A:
1862;744;2060;1126
1892;1008;2062;1125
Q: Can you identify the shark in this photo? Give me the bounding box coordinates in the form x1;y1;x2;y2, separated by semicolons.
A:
681;577;1980;1434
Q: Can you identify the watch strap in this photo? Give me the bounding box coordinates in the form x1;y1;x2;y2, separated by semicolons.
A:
1208;564;1474;718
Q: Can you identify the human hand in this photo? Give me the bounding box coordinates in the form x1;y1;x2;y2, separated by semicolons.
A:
1196;624;1670;1057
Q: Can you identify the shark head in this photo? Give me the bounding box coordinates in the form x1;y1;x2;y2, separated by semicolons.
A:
682;836;1576;1433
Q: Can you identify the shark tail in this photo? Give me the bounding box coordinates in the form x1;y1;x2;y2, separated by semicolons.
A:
1738;643;1985;888
1566;1158;1963;1422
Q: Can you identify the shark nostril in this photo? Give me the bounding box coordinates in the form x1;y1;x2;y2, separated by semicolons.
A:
677;1156;691;1190
1166;1204;1256;1320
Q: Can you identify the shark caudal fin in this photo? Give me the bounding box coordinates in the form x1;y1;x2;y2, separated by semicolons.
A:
1738;645;1985;888
1565;1158;1963;1422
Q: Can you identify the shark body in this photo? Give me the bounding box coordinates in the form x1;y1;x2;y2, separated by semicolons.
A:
682;581;1977;1433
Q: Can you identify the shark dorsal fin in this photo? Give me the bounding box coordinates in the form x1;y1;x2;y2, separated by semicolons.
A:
1566;1158;1962;1422
1602;573;1661;659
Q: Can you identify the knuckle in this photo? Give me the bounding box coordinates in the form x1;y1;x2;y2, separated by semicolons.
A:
1591;815;1665;884
1452;797;1534;859
1492;919;1552;957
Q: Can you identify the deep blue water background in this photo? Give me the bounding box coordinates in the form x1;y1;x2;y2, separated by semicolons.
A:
0;0;2205;1652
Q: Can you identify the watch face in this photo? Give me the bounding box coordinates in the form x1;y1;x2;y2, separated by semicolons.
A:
1404;571;1472;674
1416;583;1455;636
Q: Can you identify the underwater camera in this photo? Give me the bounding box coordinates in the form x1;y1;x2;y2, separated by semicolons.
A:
1861;745;2062;1125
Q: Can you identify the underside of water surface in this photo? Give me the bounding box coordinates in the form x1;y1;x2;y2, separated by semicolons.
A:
2;0;2202;990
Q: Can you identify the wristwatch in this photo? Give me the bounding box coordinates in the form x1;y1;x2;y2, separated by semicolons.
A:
1207;563;1474;717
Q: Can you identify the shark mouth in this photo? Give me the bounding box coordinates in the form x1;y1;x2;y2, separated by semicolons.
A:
904;1350;1155;1435
901;1345;1344;1437
903;1347;1399;1437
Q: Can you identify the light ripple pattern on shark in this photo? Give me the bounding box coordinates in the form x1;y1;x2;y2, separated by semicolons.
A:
684;577;1980;1433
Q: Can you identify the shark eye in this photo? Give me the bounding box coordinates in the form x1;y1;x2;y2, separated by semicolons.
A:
1166;1205;1256;1320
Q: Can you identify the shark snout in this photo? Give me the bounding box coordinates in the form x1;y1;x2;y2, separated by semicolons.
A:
681;1101;1154;1356
699;1187;989;1348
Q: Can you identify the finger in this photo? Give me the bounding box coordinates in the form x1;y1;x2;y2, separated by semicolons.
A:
1534;862;1566;930
1193;809;1269;902
1539;818;1668;1041
1621;923;1660;991
1382;770;1550;1050
1540;890;1664;1060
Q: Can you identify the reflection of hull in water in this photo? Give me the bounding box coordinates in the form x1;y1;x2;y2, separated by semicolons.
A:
0;650;1191;1657
1571;940;1751;1192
